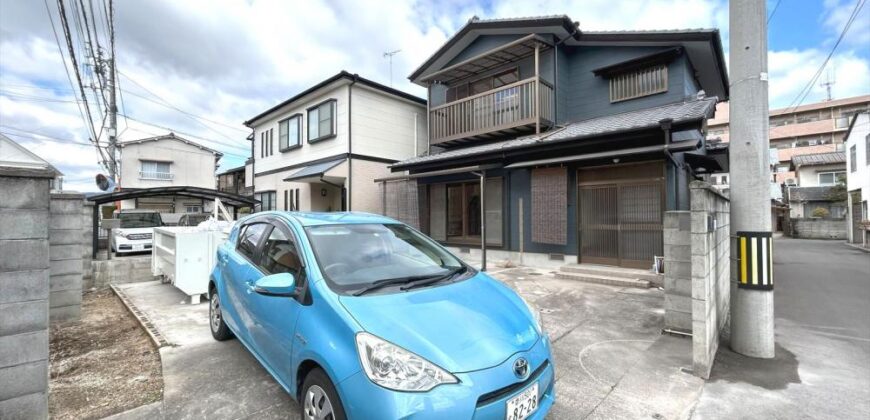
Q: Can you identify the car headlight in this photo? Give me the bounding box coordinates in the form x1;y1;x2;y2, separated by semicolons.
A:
355;332;458;392
520;296;545;336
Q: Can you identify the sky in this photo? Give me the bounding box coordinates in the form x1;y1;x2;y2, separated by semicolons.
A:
0;0;868;192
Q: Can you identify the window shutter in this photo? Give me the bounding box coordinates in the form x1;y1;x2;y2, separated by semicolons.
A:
531;167;567;245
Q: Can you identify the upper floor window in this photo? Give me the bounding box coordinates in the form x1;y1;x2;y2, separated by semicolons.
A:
866;134;869;165
308;100;336;143
446;69;519;102
818;171;846;185
260;130;275;158
609;64;667;103
140;160;172;180
279;114;302;151
852;145;858;172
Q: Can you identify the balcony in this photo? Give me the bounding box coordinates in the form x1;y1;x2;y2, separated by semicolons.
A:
139;171;173;181
430;78;554;145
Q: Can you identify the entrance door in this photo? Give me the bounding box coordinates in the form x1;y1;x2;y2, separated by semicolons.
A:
578;162;664;269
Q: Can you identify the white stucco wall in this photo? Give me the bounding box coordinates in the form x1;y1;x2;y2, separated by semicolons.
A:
845;113;870;241
118;138;219;189
795;163;847;187
350;84;427;161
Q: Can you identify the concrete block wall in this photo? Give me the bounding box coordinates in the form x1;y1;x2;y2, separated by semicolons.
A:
789;218;847;239
663;211;692;333
0;174;51;419
688;181;730;379
48;192;85;322
81;202;95;290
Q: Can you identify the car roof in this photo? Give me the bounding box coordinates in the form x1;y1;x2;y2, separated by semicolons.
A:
253;211;402;227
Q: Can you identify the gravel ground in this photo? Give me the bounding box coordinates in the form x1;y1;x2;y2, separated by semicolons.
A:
49;289;163;420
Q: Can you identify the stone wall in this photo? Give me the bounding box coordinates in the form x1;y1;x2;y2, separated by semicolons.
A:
81;201;95;290
48;193;85;322
0;172;52;419
689;181;731;379
789;218;847;240
663;211;692;333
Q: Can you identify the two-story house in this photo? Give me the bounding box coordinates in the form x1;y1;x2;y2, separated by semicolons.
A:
785;151;847;219
384;15;729;269
118;133;222;212
244;71;426;213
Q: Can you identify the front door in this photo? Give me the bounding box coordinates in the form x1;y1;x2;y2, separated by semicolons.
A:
578;162;664;269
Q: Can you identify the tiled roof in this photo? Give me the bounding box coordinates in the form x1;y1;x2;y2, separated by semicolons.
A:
775;144;839;162
393;97;718;169
788;186;836;202
791;151;846;167
118;133;223;156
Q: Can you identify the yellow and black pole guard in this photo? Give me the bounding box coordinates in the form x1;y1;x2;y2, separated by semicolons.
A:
737;231;773;290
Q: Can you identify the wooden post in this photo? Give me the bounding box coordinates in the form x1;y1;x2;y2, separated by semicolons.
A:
534;43;541;134
480;171;487;271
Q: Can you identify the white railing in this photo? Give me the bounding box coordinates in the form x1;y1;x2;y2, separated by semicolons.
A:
429;77;553;144
139;171;174;180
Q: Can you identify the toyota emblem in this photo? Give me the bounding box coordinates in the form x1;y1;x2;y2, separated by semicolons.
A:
513;357;529;379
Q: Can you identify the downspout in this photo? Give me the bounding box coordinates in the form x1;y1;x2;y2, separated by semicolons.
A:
347;75;358;211
660;119;679;209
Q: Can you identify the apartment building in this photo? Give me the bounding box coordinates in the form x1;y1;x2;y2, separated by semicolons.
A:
382;15;729;269
707;94;870;186
244;71;426;213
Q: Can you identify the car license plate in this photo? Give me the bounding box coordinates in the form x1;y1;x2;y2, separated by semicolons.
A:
133;244;144;251
505;382;538;420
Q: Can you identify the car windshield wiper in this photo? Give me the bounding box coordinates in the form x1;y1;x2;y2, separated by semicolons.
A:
400;267;466;292
351;274;442;296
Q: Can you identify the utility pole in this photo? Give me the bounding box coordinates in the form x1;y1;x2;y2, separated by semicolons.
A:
729;0;775;358
383;49;401;87
106;0;118;182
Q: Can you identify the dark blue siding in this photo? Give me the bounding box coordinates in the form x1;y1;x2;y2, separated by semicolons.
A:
558;46;699;123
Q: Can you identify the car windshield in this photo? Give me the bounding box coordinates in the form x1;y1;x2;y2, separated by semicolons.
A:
305;223;465;293
119;212;163;228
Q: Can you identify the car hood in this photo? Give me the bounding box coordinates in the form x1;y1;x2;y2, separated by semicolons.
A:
338;273;539;373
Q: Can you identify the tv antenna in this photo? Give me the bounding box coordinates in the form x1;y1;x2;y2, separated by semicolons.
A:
383;49;401;87
819;65;836;102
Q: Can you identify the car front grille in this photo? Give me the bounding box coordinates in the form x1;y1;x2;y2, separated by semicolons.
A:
127;233;152;240
476;360;550;407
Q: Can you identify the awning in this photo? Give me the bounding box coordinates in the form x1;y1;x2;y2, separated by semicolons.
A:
504;139;701;169
420;34;553;84
373;164;502;183
283;158;346;183
87;186;258;207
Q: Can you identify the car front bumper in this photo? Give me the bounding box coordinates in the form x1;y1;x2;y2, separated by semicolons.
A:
113;236;153;253
337;335;555;420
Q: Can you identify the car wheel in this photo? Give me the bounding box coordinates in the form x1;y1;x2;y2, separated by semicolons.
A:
209;290;233;341
301;368;346;420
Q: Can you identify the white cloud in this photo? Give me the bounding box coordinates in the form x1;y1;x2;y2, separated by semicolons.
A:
1;0;868;193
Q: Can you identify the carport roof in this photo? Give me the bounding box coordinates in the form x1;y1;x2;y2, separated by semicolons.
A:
87;186;258;207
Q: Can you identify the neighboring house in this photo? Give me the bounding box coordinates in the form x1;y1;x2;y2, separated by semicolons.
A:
385;15;729;269
707;94;870;188
0;133;64;189
117;133;223;212
244;71;427;213
786;152;847;218
216;164;252;196
845;111;870;246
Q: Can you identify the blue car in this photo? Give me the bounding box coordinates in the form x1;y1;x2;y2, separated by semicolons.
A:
208;211;555;420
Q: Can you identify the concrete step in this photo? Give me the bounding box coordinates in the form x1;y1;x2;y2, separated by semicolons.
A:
560;264;661;282
554;271;651;288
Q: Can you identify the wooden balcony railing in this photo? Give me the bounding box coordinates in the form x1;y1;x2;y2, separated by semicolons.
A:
429;77;553;144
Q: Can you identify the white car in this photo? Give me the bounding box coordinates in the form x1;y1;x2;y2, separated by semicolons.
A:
111;210;163;254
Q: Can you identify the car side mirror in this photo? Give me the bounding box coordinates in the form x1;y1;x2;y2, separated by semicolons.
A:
253;273;298;297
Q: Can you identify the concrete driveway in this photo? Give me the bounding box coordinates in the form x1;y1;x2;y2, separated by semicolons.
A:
109;266;703;419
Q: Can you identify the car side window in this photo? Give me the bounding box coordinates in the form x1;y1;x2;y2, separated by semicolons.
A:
237;223;268;262
260;226;304;278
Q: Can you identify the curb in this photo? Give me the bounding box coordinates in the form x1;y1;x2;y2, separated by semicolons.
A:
843;242;870;253
110;284;172;348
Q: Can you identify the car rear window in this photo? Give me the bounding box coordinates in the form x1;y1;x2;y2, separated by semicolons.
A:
119;213;163;228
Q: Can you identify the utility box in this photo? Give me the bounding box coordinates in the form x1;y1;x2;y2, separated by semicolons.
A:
152;227;228;303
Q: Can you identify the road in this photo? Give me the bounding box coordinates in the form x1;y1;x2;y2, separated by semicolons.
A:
693;238;870;419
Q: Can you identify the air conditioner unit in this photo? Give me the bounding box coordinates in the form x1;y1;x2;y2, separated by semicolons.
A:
784;178;797;186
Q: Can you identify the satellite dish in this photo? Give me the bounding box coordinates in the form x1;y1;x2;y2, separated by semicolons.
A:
95;174;117;192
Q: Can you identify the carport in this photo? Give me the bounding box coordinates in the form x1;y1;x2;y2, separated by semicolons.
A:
87;186;259;258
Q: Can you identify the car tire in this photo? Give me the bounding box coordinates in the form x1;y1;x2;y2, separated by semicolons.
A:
300;368;347;420
209;289;233;341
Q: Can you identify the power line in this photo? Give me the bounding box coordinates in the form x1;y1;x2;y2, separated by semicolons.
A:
785;0;866;112
117;69;248;135
116;114;250;158
56;0;101;148
0;127;104;147
767;0;783;23
117;87;247;133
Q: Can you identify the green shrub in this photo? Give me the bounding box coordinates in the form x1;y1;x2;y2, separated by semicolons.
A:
810;207;830;218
